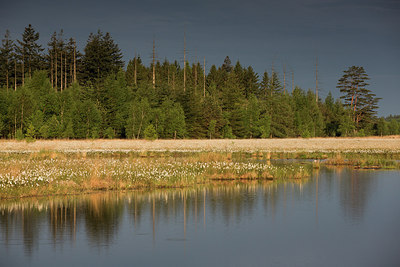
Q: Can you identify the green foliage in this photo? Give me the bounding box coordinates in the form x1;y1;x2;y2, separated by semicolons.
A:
337;66;380;130
63;121;74;139
16;129;24;140
144;124;157;140
338;110;355;137
82;30;124;85
104;127;115;139
25;123;36;142
208;120;217;139
0;113;5;138
222;125;235;139
0;27;389;139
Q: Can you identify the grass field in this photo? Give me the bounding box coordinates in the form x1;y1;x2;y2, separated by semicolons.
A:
1;136;400;153
1;137;399;199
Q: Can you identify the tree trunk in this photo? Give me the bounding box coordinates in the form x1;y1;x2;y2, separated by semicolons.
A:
64;53;67;89
315;57;318;102
14;59;17;91
60;52;63;92
20;102;24;130
152;40;155;89
50;53;54;88
172;72;175;90
291;71;294;93
203;57;206;98
70;63;73;85
29;55;31;79
73;39;77;83
194;62;197;89
22;54;24;86
183;32;186;92
55;51;58;90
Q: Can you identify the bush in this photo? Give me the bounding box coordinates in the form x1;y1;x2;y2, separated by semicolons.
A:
104;127;115;139
16;129;24;140
301;129;311;138
39;125;49;139
222;125;235;139
144;124;158;140
25;123;36;142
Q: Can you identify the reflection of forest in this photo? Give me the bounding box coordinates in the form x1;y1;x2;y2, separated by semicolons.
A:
0;170;375;254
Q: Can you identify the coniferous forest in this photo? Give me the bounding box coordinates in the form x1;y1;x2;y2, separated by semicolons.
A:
0;25;399;140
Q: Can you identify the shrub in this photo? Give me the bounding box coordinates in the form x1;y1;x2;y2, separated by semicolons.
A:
144;124;158;140
16;129;24;140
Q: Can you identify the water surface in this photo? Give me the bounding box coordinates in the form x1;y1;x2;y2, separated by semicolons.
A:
1;167;400;266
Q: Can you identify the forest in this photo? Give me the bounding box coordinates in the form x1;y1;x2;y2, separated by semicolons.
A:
0;25;399;140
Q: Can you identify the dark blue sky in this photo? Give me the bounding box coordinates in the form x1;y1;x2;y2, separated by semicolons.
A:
1;0;399;116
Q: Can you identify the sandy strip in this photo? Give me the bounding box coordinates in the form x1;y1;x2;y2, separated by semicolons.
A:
1;137;400;153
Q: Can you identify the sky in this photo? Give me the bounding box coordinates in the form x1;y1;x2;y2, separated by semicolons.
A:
0;0;399;116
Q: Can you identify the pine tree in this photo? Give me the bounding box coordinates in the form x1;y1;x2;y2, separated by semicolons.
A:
337;66;380;130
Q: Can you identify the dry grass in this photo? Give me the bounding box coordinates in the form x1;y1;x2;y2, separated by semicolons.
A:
1;136;400;153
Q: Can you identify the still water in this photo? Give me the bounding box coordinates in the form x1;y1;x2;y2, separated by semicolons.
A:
1;167;400;266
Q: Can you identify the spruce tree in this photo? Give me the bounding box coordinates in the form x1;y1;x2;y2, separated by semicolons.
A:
0;30;15;90
82;30;124;84
16;24;44;79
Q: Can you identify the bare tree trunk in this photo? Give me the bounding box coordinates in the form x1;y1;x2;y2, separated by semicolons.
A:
203;56;206;98
55;51;58;90
50;53;54;88
22;54;24;86
73;39;77;83
183;32;186;93
20;102;24;130
291;71;294;93
315;56;318;103
6;60;9;92
194;62;197;89
29;55;31;79
172;71;175;90
64;53;67;89
14;59;17;91
70;62;73;85
61;51;63;92
152;39;155;89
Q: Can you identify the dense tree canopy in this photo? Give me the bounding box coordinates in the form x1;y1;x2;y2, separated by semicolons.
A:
0;25;396;140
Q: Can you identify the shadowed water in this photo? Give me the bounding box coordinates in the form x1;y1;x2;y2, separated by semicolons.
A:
1;167;400;266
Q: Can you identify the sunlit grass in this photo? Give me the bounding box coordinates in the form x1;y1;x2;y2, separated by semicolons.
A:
0;152;313;198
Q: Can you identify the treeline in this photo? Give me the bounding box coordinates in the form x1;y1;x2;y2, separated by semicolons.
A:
0;25;398;140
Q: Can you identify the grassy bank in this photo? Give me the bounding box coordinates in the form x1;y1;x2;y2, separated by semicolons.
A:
0;152;312;199
1;147;399;199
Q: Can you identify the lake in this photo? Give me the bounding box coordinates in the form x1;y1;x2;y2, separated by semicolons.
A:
1;167;400;266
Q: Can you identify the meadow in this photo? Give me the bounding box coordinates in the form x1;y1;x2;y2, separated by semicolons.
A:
1;137;399;199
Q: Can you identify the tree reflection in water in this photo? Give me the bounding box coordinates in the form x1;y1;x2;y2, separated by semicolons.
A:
0;169;377;256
